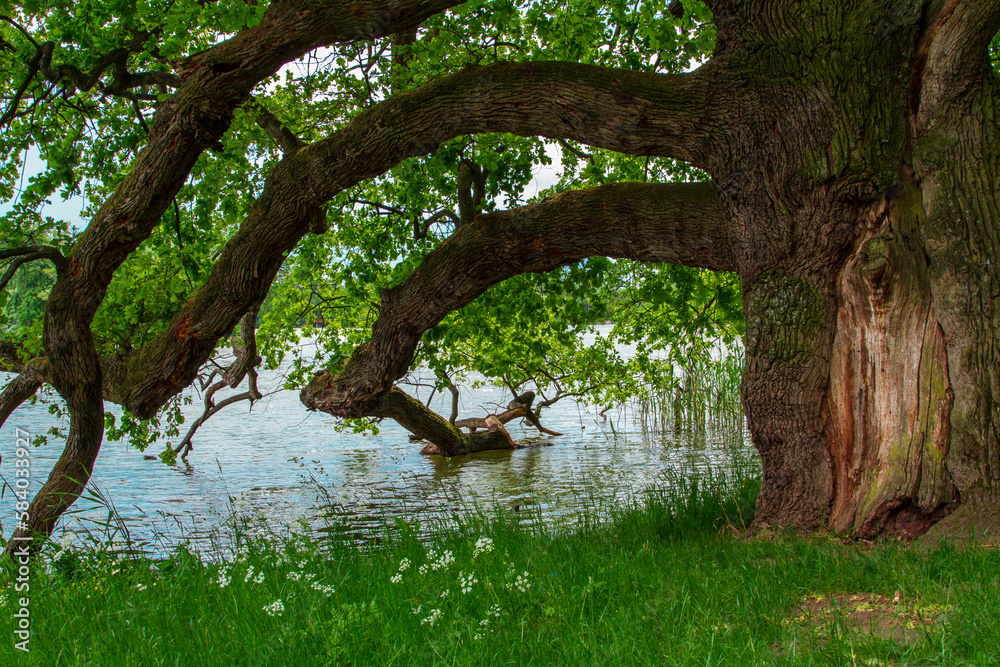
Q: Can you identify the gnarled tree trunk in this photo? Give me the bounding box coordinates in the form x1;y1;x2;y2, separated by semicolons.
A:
710;0;999;539
6;0;999;555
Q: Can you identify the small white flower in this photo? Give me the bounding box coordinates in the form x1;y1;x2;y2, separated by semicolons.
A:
215;566;232;588
430;550;455;571
135;583;147;591
418;564;429;576
244;565;256;583
473;537;494;558
311;583;335;596
262;599;285;617
458;571;479;594
286;571;302;582
390;573;403;584
253;571;265;585
507;571;530;593
420;608;443;626
397;557;412;572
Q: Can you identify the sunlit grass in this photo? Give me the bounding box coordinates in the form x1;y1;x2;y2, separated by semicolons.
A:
2;462;999;666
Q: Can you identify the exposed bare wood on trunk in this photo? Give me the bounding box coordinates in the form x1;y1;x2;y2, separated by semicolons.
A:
827;176;958;538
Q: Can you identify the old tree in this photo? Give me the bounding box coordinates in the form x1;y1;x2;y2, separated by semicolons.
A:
0;0;998;552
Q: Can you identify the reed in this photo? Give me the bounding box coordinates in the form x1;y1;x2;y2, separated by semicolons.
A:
634;341;745;441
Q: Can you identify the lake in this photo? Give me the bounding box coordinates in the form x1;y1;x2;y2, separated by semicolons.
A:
0;328;754;555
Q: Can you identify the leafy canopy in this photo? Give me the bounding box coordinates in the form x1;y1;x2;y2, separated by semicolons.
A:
1;0;741;451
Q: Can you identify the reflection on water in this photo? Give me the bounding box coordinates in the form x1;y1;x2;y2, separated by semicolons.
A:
0;335;754;555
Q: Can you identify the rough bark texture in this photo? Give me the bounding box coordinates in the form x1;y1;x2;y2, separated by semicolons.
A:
6;0;468;553
7;0;1000;550
300;181;732;417
704;0;1000;538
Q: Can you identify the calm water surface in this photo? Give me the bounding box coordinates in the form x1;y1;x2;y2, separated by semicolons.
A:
0;330;753;554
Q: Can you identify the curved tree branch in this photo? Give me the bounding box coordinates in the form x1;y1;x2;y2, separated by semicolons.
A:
99;58;724;420
0;359;48;428
8;0;467;556
0;246;67;291
301;180;731;419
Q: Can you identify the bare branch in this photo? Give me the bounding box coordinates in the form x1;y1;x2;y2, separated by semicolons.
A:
0;246;67;291
252;101;305;154
373;386;516;455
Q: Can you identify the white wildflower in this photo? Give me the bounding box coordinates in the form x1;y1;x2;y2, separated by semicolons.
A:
244;565;256;583
135;583;147;591
253;571;265;585
473;537;494;558
420;608;443;626
397;557;412;572
458;571;478;594
286;571;302;582
311;583;335;596
215;566;232;589
262;599;285;617
418;564;429;576
507;571;530;593
428;549;454;571
390;573;403;584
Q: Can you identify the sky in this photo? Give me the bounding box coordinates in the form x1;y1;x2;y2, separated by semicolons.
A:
1;146;88;230
3;139;564;236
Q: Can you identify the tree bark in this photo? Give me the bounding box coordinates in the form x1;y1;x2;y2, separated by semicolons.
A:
708;0;1000;539
300;181;732;418
9;0;1000;549
374;387;517;455
7;0;466;555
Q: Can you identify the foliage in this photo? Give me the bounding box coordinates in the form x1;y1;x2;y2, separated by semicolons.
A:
4;0;730;448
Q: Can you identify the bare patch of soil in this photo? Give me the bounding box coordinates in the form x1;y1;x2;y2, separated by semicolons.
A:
783;592;954;644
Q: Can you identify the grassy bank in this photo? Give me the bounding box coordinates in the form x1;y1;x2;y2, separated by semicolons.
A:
2;465;999;666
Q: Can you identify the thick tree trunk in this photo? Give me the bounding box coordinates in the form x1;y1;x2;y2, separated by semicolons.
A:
8;0;998;550
914;76;1000;540
712;0;999;539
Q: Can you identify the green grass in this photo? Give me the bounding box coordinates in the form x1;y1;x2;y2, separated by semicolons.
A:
2;465;999;666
